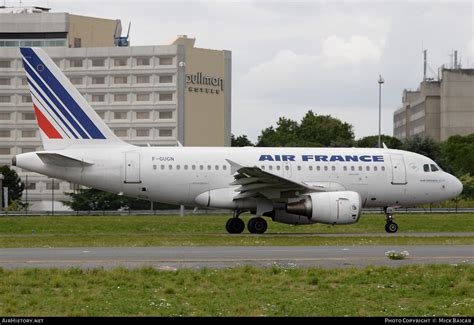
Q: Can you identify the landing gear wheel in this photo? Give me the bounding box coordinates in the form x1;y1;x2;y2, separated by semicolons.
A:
226;218;245;234
385;222;398;233
248;217;268;234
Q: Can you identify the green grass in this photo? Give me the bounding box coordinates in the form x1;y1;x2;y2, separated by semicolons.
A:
0;265;472;316
1;213;473;247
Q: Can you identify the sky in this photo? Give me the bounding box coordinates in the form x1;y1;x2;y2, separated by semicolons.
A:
8;0;473;142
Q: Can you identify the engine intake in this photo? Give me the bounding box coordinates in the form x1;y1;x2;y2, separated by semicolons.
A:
286;191;361;225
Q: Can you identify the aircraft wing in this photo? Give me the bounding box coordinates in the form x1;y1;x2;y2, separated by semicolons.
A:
226;159;327;200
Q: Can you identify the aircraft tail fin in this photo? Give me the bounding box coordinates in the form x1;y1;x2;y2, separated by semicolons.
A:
20;47;128;150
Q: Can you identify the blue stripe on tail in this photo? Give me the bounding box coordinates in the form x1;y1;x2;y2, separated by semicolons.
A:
21;48;106;140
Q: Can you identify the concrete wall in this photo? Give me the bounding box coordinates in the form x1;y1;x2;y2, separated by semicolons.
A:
68;14;119;48
0;12;67;33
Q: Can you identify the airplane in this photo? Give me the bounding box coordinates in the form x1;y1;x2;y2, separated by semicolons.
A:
13;47;463;234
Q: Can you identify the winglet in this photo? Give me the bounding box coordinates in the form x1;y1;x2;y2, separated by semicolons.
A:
225;159;243;174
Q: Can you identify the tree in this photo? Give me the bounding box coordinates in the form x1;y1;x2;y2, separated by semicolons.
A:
459;174;474;200
401;135;441;162
64;188;178;211
231;134;254;147
440;134;474;176
356;135;402;149
0;165;24;205
256;111;354;147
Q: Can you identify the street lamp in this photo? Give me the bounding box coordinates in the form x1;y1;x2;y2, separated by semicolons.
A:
378;74;385;148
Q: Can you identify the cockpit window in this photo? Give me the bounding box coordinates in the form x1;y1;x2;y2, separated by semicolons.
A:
430;164;439;172
423;164;430;172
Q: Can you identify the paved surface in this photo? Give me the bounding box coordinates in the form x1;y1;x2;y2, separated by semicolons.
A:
1;245;472;269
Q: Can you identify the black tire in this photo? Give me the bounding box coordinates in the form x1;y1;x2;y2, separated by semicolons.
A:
226;218;245;234
386;222;398;233
248;217;268;234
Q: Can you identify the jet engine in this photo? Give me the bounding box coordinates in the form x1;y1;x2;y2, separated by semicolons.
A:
285;191;361;225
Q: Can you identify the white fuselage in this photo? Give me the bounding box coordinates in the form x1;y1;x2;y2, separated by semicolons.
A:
15;146;463;209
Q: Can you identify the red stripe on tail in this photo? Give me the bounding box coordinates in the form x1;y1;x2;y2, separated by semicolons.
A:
34;104;62;139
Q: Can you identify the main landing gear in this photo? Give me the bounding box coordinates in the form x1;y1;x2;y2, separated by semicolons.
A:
225;210;268;234
384;207;398;233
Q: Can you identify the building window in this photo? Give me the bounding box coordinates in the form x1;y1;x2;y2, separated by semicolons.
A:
114;76;128;84
0;95;11;103
46;182;60;190
113;112;128;120
91;58;105;67
159;129;172;137
0;148;10;155
136;129;150;137
73;38;81;48
136;93;150;102
159;93;173;101
21;78;28;86
21;95;32;103
159;75;173;83
92;77;105;85
159;57;173;65
114;129;127;137
0;60;11;68
0;78;11;85
21;130;36;138
23;113;35;120
136;75;150;84
159;111;173;119
92;94;105;102
70;77;83;85
136;111;150;119
0;130;10;137
136;57;150;66
114;58;128;67
69;59;83;68
25;182;36;190
21;147;35;153
114;94;128;102
0;113;10;120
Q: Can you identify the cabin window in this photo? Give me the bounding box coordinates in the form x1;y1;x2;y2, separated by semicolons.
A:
351;166;355;171
176;165;180;170
317;166;321;171
223;165;227;171
309;166;313;171
358;166;363;171
285;165;289;171
382;166;386;171
153;165;157;170
207;165;211;170
343;166;347;171
261;165;265;170
184;165;188;170
200;165;204;170
374;166;378;171
331;166;336;171
168;165;172;170
269;165;273;171
324;166;328;171
192;165;196;170
215;165;219;170
423;164;430;172
297;166;301;171
276;166;281;171
366;166;370;171
161;165;165;170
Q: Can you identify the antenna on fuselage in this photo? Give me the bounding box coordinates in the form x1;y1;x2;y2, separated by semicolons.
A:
382;143;388;149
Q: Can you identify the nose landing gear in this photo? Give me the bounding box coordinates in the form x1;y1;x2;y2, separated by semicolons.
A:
384;207;399;233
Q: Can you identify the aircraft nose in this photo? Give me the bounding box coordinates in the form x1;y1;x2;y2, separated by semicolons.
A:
451;176;463;197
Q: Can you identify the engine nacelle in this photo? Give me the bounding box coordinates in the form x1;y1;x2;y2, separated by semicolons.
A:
286;191;362;225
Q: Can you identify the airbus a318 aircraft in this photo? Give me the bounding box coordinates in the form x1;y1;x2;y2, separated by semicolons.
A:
14;47;463;234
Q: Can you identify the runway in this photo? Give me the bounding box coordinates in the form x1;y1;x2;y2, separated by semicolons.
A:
1;245;472;269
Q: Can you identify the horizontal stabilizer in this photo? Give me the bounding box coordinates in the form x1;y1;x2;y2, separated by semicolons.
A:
36;152;93;167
